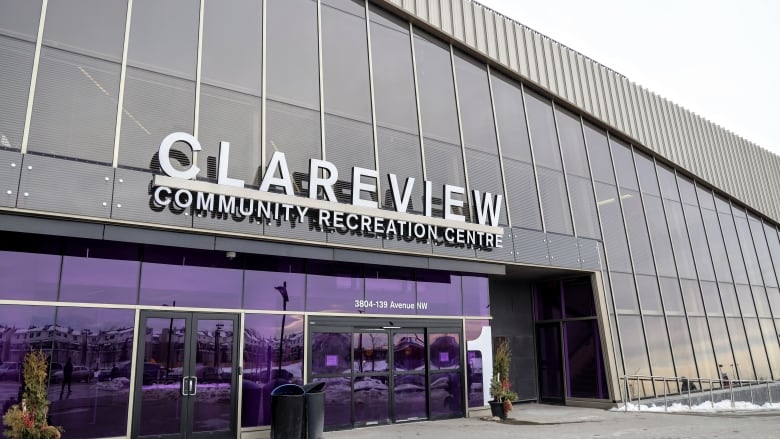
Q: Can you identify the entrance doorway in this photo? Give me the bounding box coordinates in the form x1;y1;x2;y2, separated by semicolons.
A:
307;317;464;429
131;311;240;439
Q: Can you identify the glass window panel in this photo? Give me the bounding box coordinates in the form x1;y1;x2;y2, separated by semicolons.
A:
666;317;696;377
429;371;463;418
306;262;364;313
465;319;489;408
525;91;562;171
752;286;772;318
701;209;732;283
688;316;717;379
564;320;608;399
643;195;677;277
734;216;763;285
764;224;780;290
726;317;754;380
656;165;680;202
201;0;262;95
664;199;696;279
414;30;459;144
127;0;199;79
393;373;426;420
423;139;467;220
59;256;139;304
0;251;60;301
736;284;756;317
376;127;424;213
681;279;705;316
719;211;749;284
322;0;371;121
311;332;351;375
732;205;747;219
616;315;650;376
312;376;351;428
659;277;684;315
610;139;638;191
0;0;42;41
503;158;542;230
683;203;716;281
621;188;654;275
454;52;497;152
265;100;321;196
535;279;561;320
676;175;698;206
766;287;780;318
743;318;771;380
353;374;390;425
636;275;662;314
633;151;660;196
139;263;242;309
243;257;306;312
643;316;675;378
354;332;389;373
583;124;614;184
460;275;488;317
369;7;417;134
707;317;734;378
491;72;531;163
718;282;740;317
695;184;715;211
699;281;722;316
538;168;572;235
266;0;319;108
759;318;780;379
562;277;596;318
363;268;416;315
429;333;460;371
48;307;134;438
714;195;731;214
465;147;508;225
612;272;638;313
42;0;126;62
749;217;777;287
242;313;304;427
393;332;425;372
595;182;631;272
556;107;589;178
568;175;601;239
28;48;120;162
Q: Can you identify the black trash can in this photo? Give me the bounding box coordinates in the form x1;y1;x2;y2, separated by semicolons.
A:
270;384;304;439
303;382;326;439
241;379;261;427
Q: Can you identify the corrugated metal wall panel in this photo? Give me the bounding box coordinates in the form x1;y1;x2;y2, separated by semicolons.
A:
0;150;22;208
384;0;779;222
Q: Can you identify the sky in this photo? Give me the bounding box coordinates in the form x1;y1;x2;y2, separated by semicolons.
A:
476;0;780;155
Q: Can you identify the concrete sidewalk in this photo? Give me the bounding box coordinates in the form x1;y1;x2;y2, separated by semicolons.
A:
324;403;780;438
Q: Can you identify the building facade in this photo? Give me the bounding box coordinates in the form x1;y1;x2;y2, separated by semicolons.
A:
0;0;778;438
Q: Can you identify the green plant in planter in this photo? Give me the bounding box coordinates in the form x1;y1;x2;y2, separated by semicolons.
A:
3;351;62;439
489;339;517;419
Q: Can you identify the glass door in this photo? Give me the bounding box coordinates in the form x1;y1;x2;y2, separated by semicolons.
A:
132;311;239;439
536;322;565;404
391;330;426;422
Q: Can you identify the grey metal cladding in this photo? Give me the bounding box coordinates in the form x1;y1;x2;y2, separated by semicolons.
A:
475;227;514;262
382;233;433;254
0;212;103;240
105;224;215;250
432;239;477;259
0;37;34;151
192;202;267;237
543;232;577;269
0;149;22;207
376;0;780;222
262;213;323;243
327;226;383;250
17;154;113;218
111;167;192;228
578;237;601;270
512;227;549;265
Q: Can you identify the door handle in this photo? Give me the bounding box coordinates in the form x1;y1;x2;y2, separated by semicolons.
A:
190;376;197;396
182;377;190;396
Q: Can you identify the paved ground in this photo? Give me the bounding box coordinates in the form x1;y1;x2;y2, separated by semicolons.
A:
324;403;780;438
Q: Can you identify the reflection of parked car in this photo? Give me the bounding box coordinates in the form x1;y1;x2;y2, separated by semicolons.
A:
49;362;63;380
118;362;161;385
52;366;92;383
0;362;20;381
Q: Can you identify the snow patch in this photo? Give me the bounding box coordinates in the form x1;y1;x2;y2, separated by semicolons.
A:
612;400;780;412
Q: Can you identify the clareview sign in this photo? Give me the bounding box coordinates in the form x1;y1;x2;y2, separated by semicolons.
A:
151;132;505;249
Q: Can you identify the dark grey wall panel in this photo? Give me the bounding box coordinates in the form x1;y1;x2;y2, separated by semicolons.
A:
475;228;514;262
0;213;103;239
432;241;477;259
263;215;323;243
513;227;549;266
547;232;580;268
110;167;192;228
327;227;383;250
0;149;21;207
333;248;428;270
17;154;113;218
429;257;504;275
216;236;334;261
383;234;433;255
193;208;266;238
104;224;215;250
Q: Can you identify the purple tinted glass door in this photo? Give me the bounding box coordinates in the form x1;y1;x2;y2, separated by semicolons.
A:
536;323;564;403
311;331;353;429
392;331;427;421
429;332;463;418
353;332;390;425
192;318;235;434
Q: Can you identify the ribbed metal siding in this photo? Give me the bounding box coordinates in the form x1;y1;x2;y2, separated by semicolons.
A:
375;0;780;223
0;150;22;208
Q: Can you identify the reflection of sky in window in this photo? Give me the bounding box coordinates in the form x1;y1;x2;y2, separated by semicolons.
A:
0;251;60;301
55;307;134;332
140;263;242;308
244;270;305;311
0;305;55;328
60;256;139;304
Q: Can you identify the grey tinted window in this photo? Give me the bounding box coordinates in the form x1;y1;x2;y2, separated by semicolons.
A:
708;317;734;373
465;148;507;225
664;199;696;279
636;274;661;314
0;0;42;41
610;139;638;190
127;0;199;79
688;316;717;379
734;216;762;285
595;182;630;272
683;203;715;281
616;315;650;376
369;7;417;134
621;189;654;275
266;0;319;109
659;277;684;315
265;101;321;196
525;91;562;171
322;0;371;121
568;175;600;239
700;281;722;316
28;48;120;163
726;317;754;379
736;284;756;317
454;53;496;152
424;138;466;219
633;151;659;196
714;194;731;214
503;158;541;230
0;36;34;150
681;279;704;316
764;224;780;289
583;124;614;184
696;184;715;211
701;209;732;283
743;318;770;379
656;164;680;201
719;211;748;284
201;0;262;95
644;316;675;377
555;108;589;178
491;72;531;162
43;0;127;62
718;282;740;316
643;195;677;277
749;217;777;287
325;115;374;204
413;30;459;144
538;167;572;235
666;317;696;377
677;175;698;206
377;127;424;213
752;285;772;318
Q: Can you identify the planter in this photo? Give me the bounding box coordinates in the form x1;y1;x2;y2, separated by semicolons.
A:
489;400;506;419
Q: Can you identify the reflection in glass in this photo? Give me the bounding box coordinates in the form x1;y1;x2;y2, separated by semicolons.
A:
429;372;462;418
564;320;608;399
242;314;304;427
192;318;234;433
417;272;462;316
462;276;490;317
393;374;426;421
59;256;139;304
139;263;242;309
465;320;489;408
429;333;460;371
354;332;388;373
311;333;351;375
393;333;425;371
0;251;60;301
314;377;352;429
353;375;389;426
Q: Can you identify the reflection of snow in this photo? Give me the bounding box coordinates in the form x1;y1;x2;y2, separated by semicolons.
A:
355;378;388;391
96;377;130;391
614;400;780;412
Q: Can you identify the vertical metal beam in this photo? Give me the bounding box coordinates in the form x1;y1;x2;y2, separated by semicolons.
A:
409;25;428;181
449;44;472;222
112;0;133;168
520;83;547;232
20;0;48;154
486;65;512;227
365;1;381;199
317;0;326;161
